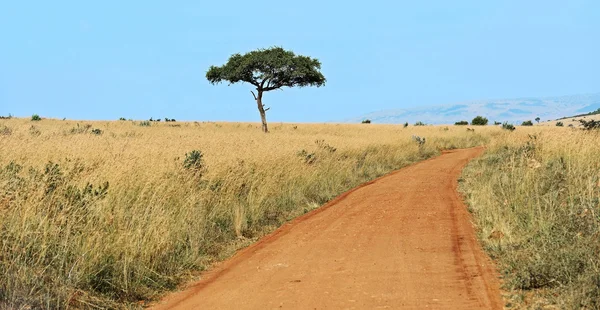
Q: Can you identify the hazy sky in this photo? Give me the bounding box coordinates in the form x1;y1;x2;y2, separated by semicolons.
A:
1;1;598;122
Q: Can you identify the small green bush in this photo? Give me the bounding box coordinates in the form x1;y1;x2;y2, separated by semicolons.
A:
455;121;469;125
403;122;408;128
31;114;41;121
119;117;126;121
522;120;534;126
471;116;488;126
494;121;502;125
556;121;564;127
361;119;371;124
139;121;151;127
183;150;205;173
414;121;426;126
502;122;516;131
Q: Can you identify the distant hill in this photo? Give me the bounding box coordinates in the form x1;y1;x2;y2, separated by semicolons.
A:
349;93;600;124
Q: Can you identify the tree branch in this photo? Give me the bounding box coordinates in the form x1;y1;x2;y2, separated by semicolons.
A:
251;91;257;100
263;85;283;92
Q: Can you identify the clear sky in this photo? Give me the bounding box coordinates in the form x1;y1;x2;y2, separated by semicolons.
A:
1;1;598;122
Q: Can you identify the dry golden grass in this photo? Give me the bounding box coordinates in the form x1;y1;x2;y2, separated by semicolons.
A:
461;126;600;308
0;118;493;309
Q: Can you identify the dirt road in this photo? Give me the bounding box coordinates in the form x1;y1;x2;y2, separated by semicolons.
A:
152;147;502;309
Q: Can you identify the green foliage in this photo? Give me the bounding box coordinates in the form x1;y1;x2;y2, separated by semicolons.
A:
535;117;541;123
455;120;469;125
414;121;426;126
471;116;488;126
494;121;502;125
403;122;408;128
361;119;371;124
31;114;41;121
139;121;151;127
556;121;564;127
502;122;516;131
579;119;600;130
183;150;205;173
206;47;326;90
119;117;126;121
522;120;534;126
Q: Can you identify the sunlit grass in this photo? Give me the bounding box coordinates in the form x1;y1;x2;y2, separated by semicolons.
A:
0;118;493;309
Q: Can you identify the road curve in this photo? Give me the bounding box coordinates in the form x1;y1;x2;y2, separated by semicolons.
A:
151;147;502;309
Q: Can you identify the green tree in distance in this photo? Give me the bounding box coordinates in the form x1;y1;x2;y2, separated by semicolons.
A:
471;116;488;126
206;47;326;133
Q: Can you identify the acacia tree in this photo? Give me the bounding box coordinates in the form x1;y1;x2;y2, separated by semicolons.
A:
206;47;326;133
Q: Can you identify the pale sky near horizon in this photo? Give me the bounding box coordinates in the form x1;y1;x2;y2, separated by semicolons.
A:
1;1;598;122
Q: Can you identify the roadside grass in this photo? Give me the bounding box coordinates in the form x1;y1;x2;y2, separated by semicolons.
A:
460;127;600;309
0;119;492;309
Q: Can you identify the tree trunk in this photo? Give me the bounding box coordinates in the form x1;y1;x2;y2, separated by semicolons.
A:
255;90;269;133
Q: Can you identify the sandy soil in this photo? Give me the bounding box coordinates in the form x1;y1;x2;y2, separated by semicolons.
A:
151;147;502;309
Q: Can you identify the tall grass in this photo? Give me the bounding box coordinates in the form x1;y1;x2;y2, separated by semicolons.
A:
0;119;491;309
461;127;600;308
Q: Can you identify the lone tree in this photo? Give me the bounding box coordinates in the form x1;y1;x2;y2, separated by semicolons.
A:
535;117;541;123
206;47;326;133
471;116;488;126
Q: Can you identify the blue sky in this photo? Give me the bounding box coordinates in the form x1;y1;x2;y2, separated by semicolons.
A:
0;1;598;122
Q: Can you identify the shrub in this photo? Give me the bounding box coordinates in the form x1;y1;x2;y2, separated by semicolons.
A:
455;121;469;125
414;121;426;126
31;114;41;121
502;122;516;131
579;119;600;130
119;117;126;121
411;135;426;146
139;121;151;127
494;121;502;125
471;116;488;126
91;128;103;135
556;121;564;127
0;114;13;119
403;122;408;128
522;120;534;126
535;117;541;123
183;150;205;173
361;119;371;124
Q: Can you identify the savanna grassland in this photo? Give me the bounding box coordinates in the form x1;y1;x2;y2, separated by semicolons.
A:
2;118;598;309
0;118;490;309
461;127;600;309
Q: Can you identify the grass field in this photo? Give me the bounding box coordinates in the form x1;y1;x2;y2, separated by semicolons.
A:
0;119;491;309
3;118;598;309
460;127;600;308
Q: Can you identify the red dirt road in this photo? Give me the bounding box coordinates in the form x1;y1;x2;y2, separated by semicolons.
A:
152;147;502;309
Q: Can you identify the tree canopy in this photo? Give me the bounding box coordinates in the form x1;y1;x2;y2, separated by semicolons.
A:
206;47;326;91
206;47;326;133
